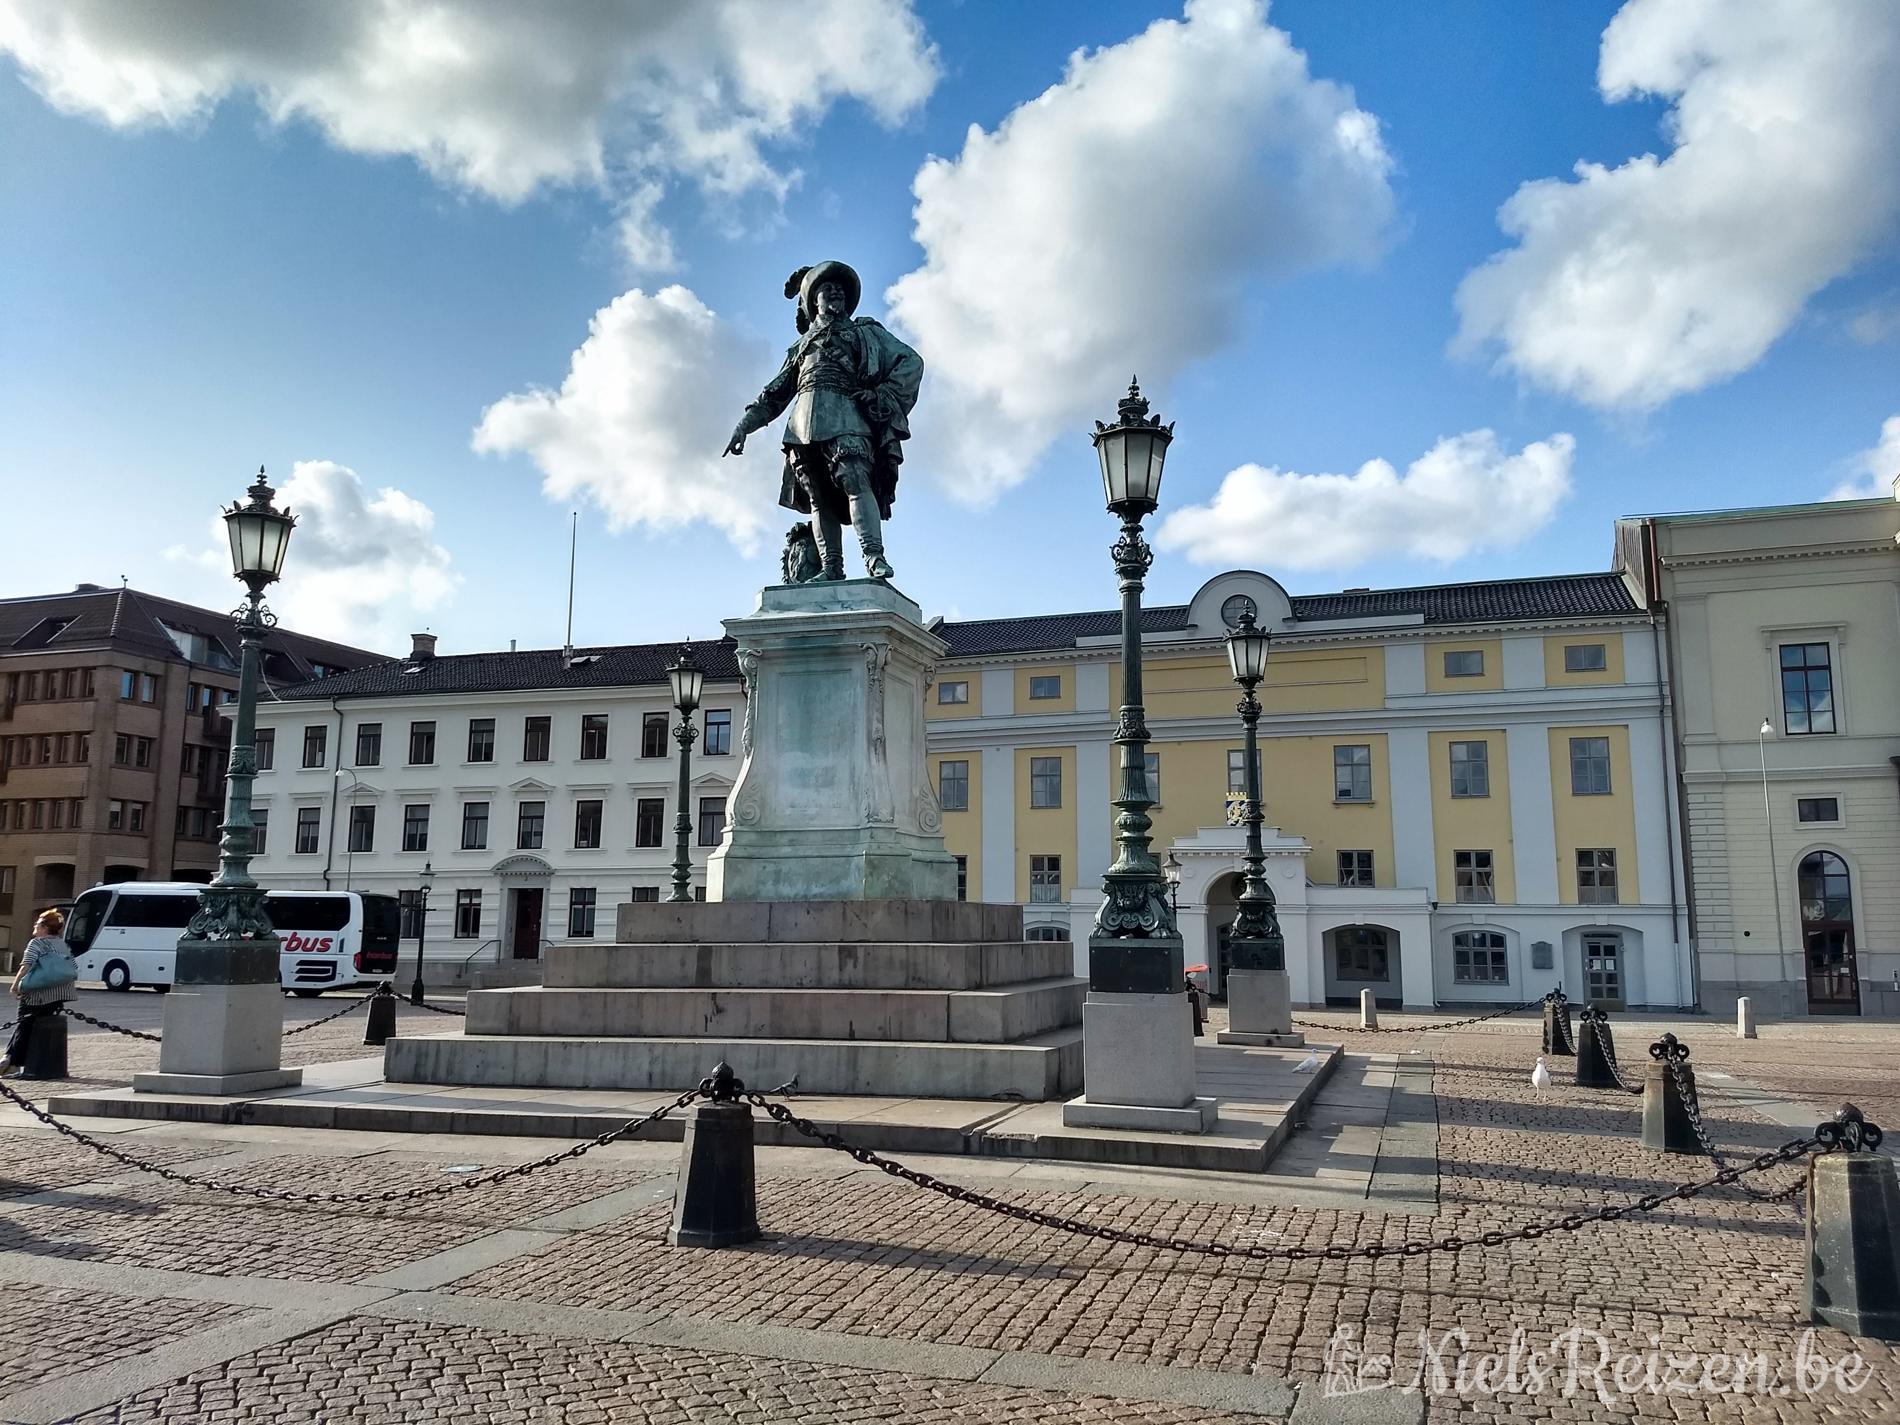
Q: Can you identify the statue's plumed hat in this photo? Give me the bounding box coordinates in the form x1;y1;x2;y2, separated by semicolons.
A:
786;260;861;326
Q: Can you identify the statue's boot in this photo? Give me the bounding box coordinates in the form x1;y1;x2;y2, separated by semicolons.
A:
850;498;894;581
812;510;847;581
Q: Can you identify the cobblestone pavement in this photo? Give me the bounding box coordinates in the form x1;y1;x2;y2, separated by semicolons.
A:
0;1006;1893;1422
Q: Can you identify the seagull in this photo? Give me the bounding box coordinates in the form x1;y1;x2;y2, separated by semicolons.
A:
1292;1048;1320;1074
1530;1055;1552;1091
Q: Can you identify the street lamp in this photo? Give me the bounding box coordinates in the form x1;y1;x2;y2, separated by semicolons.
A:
409;860;434;1005
1163;850;1183;913
1760;718;1788;987
143;467;301;1095
667;645;705;904
1064;380;1213;1135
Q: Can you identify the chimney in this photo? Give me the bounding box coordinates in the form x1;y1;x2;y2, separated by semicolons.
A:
410;632;438;662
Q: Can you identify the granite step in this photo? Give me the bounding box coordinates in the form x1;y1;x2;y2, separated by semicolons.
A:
466;978;1085;1044
543;940;1074;991
384;1026;1086;1101
615;898;1024;945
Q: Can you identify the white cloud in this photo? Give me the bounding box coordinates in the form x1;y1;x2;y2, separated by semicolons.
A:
1156;430;1575;571
884;0;1394;501
1826;415;1900;500
1454;0;1900;411
0;0;938;266
472;285;776;552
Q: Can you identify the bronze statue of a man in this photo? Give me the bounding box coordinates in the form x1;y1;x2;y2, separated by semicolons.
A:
724;261;922;582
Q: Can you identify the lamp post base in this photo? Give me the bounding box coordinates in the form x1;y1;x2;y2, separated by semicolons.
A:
1216;968;1304;1048
1062;980;1215;1134
136;968;300;1097
133;1066;304;1096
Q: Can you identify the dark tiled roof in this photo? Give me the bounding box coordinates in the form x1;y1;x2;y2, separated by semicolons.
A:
1;586;381;679
271;639;741;701
936;606;1190;657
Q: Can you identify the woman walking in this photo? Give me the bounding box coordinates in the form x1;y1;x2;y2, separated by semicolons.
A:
4;908;79;1078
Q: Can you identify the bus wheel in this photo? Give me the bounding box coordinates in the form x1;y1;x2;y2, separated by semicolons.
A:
102;961;132;992
291;989;323;999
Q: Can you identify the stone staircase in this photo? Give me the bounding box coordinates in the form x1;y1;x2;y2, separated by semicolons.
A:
384;900;1086;1101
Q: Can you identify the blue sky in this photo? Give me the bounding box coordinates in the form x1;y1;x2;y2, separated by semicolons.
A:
2;0;1895;655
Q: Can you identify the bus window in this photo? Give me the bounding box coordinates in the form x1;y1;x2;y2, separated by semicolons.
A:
263;895;351;932
64;889;112;953
107;893;198;930
361;895;401;952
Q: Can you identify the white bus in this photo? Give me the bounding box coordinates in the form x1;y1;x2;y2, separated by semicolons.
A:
63;882;402;996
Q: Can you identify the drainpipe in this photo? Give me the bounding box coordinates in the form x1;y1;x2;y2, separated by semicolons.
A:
321;696;344;890
1645;520;1697;1010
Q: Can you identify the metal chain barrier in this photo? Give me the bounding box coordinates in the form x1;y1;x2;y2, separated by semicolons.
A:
60;1007;162;1042
1290;994;1544;1036
0;1074;705;1204
743;1088;1862;1262
412;998;468;1018
1666;1052;1806;1203
1587;1012;1645;1095
281;988;382;1037
62;989;386;1044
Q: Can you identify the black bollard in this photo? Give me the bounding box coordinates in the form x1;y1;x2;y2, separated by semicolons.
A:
1806;1106;1900;1340
1640;1033;1699;1153
1541;991;1574;1057
364;986;397;1047
668;1062;761;1249
22;1010;68;1079
1573;1008;1619;1089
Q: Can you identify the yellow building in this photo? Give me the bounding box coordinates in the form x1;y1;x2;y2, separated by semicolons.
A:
924;570;1689;1010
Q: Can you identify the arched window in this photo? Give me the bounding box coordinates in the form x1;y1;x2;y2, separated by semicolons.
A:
1334;927;1389;981
1798;851;1858;1011
1452;930;1508;985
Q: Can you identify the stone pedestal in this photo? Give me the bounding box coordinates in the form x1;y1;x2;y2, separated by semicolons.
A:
134;942;302;1096
708;579;956;904
1217;969;1304;1048
1065;933;1215;1133
1807;1151;1900;1340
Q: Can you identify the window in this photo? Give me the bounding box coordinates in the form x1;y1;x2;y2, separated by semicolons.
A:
1454;850;1495;903
1334;745;1371;802
114;734;131;766
1030;756;1062;808
119;670;136;701
567;887;597;938
76;733;89;762
523;716;551;762
1335;927;1389;981
251;809;268;856
467;718;495;763
1337;850;1374;887
1030;854;1062;903
295;806;321;854
635;797;665;848
1577;848;1618;904
1145;751;1161;807
408;720;436;765
1780;643;1836;735
629;886;660;903
398;889;425;939
1564;643;1607;673
517;801;545;849
1025;926;1070;942
1453;930;1509;984
640;713;668;759
698;796;726;847
402;804;430;852
254;728;275;770
21;672;38;701
354;723;382;767
954;855;968;902
1797;797;1841;824
1028;675;1061;700
461;801;489;850
128;801;146;832
1449;741;1490;798
302;725;327;769
574;799;603;849
1227;749;1247;794
938;760;969;812
1443;649;1484;678
348;804;375;854
580;714;609;760
1569;737;1612;796
454;889;481;939
704;710;732;757
29;800;42;831
938;680;969;706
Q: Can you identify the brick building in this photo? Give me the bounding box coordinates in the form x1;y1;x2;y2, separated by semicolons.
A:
0;584;378;964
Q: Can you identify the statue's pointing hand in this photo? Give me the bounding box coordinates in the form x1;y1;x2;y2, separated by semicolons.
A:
723;423;748;457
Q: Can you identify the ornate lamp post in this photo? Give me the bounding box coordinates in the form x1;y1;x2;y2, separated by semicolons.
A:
139;468;303;1095
408;860;434;1005
667;646;705;903
1063;381;1213;1133
1215;608;1303;1048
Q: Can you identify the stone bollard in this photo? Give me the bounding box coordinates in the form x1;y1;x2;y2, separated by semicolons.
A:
1541;991;1574;1057
1737;997;1757;1040
668;1062;761;1249
1640;1033;1699;1153
1806;1106;1900;1340
364;986;397;1047
1359;988;1378;1029
23;1010;69;1079
1573;1008;1619;1089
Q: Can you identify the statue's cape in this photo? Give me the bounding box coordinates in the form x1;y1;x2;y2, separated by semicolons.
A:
779;317;922;521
